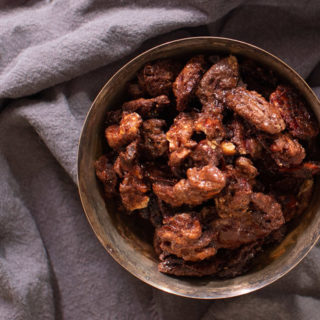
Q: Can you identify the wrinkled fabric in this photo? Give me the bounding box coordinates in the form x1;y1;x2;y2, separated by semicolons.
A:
0;1;319;319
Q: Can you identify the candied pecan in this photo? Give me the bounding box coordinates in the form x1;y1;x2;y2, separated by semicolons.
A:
225;87;285;134
194;113;225;141
153;165;226;207
215;177;252;218
168;148;192;169
227;118;263;157
227;119;247;154
191;139;222;167
245;138;263;159
269;134;306;167
122;95;170;118
138;59;181;97
270;85;319;140
136;195;163;227
166;113;197;169
141;119;168;158
251;193;285;230
113;140;140;178
216;242;263;278
119;173;149;211
158;241;262;278
158;255;220;277
212;193;284;249
105;112;142;149
196;55;239;107
173;55;207;111
155;214;216;262
278;162;320;178
144;164;176;185
95;155;118;197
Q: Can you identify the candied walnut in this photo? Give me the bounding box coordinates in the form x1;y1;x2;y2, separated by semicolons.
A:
122;95;170;118
95;155;118;197
141;119;168;158
269;134;306;167
155;214;216;262
119;173;149;211
191;139;222;167
127;81;145;99
240;59;278;98
212;193;284;249
270;85;319;140
153;165;226;207
138;59;181;97
196;55;239;108
173;55;207;111
225;87;285;134
194;113;225;141
105;112;142;149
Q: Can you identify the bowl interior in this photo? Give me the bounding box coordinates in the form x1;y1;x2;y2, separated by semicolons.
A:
78;37;320;299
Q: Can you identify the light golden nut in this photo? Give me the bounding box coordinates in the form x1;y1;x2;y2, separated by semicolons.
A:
221;141;236;156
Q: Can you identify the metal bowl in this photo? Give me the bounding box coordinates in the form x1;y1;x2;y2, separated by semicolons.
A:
77;37;320;299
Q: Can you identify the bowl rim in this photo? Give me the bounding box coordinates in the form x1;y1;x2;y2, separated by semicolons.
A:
77;36;320;299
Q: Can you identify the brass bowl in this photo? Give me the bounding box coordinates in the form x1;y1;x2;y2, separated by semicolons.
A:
78;37;320;299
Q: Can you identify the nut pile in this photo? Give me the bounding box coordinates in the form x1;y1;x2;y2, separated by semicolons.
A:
95;54;320;277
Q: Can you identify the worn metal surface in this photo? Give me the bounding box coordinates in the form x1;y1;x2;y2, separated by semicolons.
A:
77;37;320;299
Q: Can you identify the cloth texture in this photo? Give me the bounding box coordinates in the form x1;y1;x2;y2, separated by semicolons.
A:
0;0;319;319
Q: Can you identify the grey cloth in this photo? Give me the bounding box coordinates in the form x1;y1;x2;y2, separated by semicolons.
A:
0;0;319;319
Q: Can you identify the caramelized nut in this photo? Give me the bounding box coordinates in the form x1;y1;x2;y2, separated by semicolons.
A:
221;141;236;156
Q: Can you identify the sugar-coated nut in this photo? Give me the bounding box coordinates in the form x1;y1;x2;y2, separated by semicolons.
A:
221;141;236;155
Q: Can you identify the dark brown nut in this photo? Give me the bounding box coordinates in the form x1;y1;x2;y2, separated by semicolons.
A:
138;59;181;97
270;85;319;140
122;95;170;118
173;55;207;111
196;55;239;108
225;87;285;134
